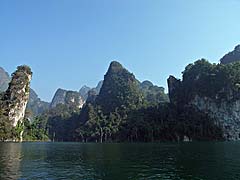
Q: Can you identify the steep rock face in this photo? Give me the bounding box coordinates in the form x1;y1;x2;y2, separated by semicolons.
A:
86;89;97;104
79;81;103;101
167;76;183;105
0;67;11;92
190;95;240;140
92;80;103;95
27;89;50;117
50;88;84;109
50;88;67;108
220;45;240;64
168;59;240;140
0;67;49;118
2;66;32;127
79;86;91;101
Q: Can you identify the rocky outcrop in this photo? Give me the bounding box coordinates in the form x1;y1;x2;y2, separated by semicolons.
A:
50;88;84;109
50;88;67;108
190;95;240;140
79;86;91;101
220;45;240;64
92;80;103;95
0;66;49;118
2;66;32;127
167;75;183;105
167;59;240;140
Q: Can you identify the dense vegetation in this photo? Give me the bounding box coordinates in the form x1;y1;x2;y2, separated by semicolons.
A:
28;60;225;142
175;59;240;103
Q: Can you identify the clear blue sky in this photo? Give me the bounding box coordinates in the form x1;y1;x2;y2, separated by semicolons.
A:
1;0;240;101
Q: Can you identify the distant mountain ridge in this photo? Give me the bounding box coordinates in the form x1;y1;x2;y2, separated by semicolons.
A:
79;81;103;101
0;67;10;92
27;89;50;117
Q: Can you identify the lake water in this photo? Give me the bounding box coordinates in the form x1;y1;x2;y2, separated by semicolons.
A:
0;142;240;180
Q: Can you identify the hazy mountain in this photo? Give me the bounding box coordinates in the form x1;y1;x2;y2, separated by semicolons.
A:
79;86;91;101
0;67;10;92
79;81;103;101
26;89;50;117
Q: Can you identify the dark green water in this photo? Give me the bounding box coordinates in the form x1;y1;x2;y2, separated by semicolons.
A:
0;142;240;180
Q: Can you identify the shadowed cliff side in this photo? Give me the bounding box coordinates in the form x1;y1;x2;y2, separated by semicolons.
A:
168;59;240;140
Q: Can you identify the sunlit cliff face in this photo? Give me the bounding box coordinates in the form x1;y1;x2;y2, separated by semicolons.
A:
7;70;32;127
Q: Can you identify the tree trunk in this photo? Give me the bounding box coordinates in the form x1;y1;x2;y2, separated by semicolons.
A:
100;127;103;143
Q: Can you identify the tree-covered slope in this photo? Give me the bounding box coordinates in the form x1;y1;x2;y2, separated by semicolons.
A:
140;80;169;105
96;61;145;114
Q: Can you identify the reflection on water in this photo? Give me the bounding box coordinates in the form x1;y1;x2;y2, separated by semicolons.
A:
1;142;240;179
0;143;22;180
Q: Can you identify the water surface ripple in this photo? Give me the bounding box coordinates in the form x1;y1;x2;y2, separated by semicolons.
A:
0;142;240;180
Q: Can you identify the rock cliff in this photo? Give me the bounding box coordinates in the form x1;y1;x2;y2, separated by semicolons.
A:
79;85;91;101
2;65;32;127
168;59;240;140
0;66;49;118
220;45;240;64
50;88;84;109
